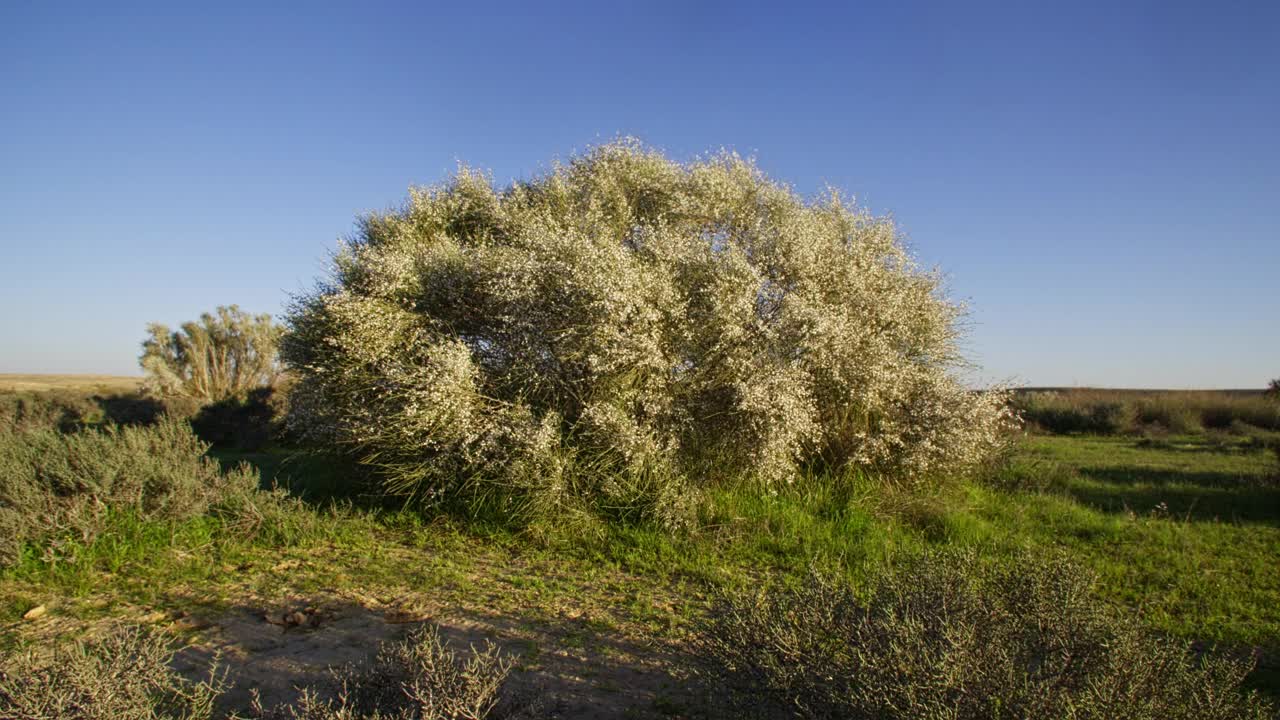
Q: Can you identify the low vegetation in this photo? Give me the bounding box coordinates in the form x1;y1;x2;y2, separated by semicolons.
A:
0;416;294;568
701;550;1273;719
0;624;225;719
1013;387;1280;436
0;624;532;720
0;389;105;433
252;626;532;720
0;391;1275;714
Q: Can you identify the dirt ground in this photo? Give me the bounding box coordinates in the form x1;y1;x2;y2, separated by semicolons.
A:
171;589;698;719
7;556;708;719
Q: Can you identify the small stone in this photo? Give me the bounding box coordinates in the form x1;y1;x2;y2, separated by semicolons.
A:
174;616;212;631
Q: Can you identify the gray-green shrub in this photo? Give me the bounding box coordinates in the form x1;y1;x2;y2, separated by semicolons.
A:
0;624;533;720
252;625;535;720
0;625;225;719
698;550;1274;719
284;141;1014;522
0;417;263;566
0;390;100;433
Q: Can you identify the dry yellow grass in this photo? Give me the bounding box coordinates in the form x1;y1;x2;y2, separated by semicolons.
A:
0;374;142;394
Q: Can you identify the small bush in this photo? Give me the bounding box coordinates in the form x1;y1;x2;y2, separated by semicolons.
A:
0;390;100;433
0;624;225;719
1015;392;1132;434
1133;397;1201;434
0;624;535;720
1198;395;1280;432
0;417;265;566
0;388;197;434
1085;400;1132;433
984;454;1076;493
253;625;538;719
698;550;1274;719
141;305;283;404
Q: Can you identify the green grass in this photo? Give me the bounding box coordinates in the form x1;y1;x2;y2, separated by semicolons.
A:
977;435;1280;644
4;432;1277;697
563;435;1279;643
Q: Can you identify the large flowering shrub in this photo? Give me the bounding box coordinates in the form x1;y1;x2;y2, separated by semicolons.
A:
284;142;1013;522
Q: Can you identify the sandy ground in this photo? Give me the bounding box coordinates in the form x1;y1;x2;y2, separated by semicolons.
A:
170;590;700;719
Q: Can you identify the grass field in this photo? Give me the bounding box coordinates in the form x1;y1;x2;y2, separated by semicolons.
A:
2;415;1277;714
0;373;142;394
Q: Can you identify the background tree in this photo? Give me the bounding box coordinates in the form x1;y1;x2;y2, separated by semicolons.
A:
140;305;283;403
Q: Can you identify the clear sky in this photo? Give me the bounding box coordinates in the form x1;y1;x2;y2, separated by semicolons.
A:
2;1;1276;388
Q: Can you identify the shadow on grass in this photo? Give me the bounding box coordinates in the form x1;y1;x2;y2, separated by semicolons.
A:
1082;466;1274;490
208;448;380;507
1065;466;1279;525
1133;437;1277;456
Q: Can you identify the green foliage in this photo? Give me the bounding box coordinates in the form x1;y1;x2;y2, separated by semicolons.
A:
141;305;284;404
285;141;1014;523
0;389;167;435
1014;392;1134;434
0;624;225;719
1;434;1276;707
698;550;1275;720
0;390;100;433
0;417;268;567
1014;389;1280;435
1132;396;1201;434
983;453;1077;493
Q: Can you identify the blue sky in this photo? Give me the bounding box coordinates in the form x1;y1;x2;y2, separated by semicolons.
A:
2;1;1276;387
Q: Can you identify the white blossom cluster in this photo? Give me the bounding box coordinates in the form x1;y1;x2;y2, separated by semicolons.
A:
283;141;1015;518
